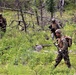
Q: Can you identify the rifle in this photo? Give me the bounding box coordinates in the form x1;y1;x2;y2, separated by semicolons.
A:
53;42;65;57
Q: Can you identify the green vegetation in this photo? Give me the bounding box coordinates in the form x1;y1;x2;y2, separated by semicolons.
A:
0;0;76;74
0;9;75;75
46;0;55;18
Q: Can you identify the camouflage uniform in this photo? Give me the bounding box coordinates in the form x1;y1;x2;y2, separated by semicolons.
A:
49;19;60;40
0;13;7;38
54;30;71;68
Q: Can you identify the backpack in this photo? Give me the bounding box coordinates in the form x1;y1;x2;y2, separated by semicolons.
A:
65;36;72;47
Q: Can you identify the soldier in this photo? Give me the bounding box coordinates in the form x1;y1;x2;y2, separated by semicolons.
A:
54;29;71;68
0;13;7;38
49;18;60;40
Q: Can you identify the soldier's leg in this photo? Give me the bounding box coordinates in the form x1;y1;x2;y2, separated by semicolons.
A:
2;25;6;33
54;53;62;68
51;33;54;40
64;52;71;68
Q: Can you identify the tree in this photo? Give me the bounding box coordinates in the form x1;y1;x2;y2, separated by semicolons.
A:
39;0;45;29
0;0;3;11
46;0;55;19
34;0;40;25
58;0;65;17
74;0;76;4
17;0;27;32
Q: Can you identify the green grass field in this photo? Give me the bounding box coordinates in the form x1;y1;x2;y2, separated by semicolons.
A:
0;10;76;75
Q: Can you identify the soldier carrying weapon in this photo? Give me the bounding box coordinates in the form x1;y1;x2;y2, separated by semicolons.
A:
49;18;60;40
54;29;71;68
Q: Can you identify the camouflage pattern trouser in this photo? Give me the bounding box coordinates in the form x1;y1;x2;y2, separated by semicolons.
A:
51;32;57;40
54;50;71;68
0;25;6;38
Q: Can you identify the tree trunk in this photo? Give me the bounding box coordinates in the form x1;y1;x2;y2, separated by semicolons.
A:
40;0;43;24
34;0;39;25
0;0;3;12
74;0;76;4
40;0;44;29
35;9;39;26
17;0;27;32
59;0;64;17
60;8;63;17
31;15;35;29
19;6;27;32
51;12;53;19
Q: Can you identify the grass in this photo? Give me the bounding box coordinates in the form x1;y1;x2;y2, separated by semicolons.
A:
0;9;76;75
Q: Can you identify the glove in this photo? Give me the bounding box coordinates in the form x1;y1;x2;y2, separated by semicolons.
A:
58;49;65;54
59;49;62;52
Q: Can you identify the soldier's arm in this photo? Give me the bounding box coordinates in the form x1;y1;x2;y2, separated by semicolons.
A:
49;25;52;29
60;38;68;51
57;24;61;29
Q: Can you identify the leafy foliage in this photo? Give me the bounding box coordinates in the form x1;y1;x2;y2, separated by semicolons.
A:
46;0;55;13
